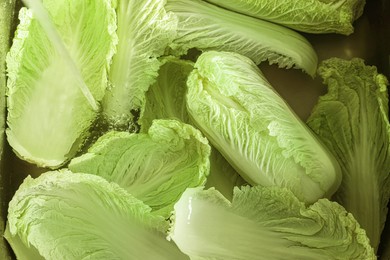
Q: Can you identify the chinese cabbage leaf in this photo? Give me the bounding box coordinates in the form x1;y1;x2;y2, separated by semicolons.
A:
307;57;390;252
6;0;117;168
5;170;188;259
139;56;194;132
186;51;341;203
169;186;375;259
204;0;365;35
69;119;210;217
102;0;177;130
165;0;318;76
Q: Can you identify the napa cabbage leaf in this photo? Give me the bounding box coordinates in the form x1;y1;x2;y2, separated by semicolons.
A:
307;57;390;252
6;0;117;168
186;51;341;203
5;170;188;260
139;56;194;132
165;0;318;76
69;119;210;217
169;186;375;260
102;0;177;131
204;0;365;35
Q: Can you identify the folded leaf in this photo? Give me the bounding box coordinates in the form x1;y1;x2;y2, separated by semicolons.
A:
165;0;318;76
69;119;210;217
186;51;341;203
6;0;117;168
307;57;390;252
5;170;188;259
139;56;194;131
204;0;365;35
102;0;177;130
169;186;375;259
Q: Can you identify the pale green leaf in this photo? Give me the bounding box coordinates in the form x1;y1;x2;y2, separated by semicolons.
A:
165;0;318;76
186;51;341;203
204;0;365;35
5;170;188;259
6;0;117;168
139;56;194;132
169;186;375;259
307;57;390;252
102;0;177;130
69;119;210;217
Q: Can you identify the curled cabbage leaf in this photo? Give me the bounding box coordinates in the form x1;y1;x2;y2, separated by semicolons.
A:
69;119;210;217
307;57;390;252
5;170;188;259
204;0;365;35
139;56;194;131
165;0;318;76
169;186;375;260
186;51;341;203
102;0;177;130
6;0;117;168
